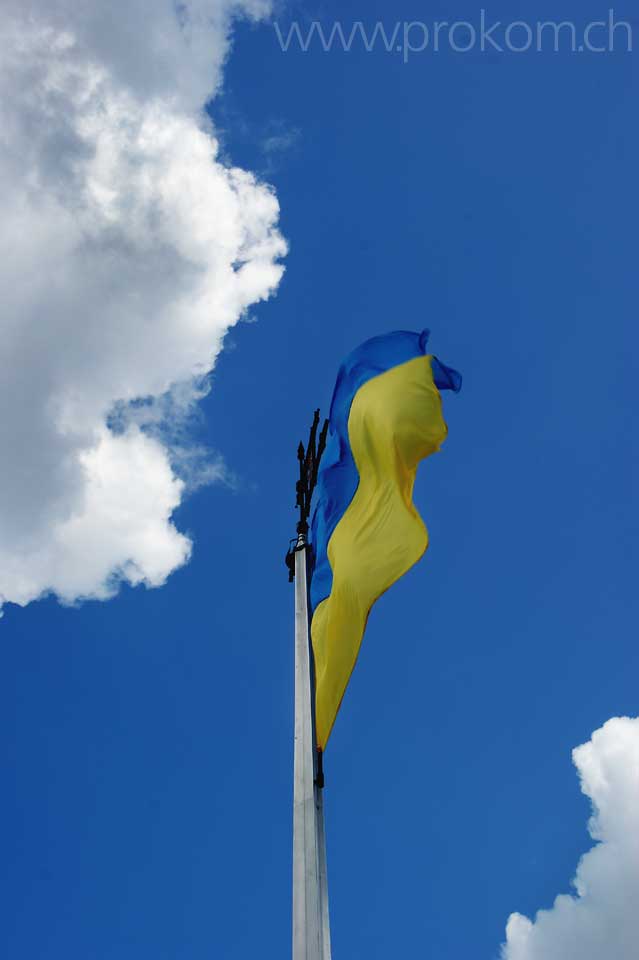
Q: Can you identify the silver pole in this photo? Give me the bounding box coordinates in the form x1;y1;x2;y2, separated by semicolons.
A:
293;534;331;960
316;781;332;958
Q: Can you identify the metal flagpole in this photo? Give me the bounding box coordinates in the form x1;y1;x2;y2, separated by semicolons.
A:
287;412;331;960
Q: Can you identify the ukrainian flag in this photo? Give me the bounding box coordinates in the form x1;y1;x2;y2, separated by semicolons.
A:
309;330;461;749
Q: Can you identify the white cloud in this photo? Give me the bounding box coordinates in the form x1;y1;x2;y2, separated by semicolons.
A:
0;1;285;609
502;716;639;960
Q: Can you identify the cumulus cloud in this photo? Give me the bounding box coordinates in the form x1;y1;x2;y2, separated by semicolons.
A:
0;1;285;608
502;716;639;960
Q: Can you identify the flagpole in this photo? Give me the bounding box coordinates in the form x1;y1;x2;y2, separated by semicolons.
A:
288;412;331;960
315;758;331;959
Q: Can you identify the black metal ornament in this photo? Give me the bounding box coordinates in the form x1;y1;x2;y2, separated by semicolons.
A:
285;409;329;581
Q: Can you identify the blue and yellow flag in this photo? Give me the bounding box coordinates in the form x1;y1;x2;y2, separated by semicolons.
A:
309;330;461;749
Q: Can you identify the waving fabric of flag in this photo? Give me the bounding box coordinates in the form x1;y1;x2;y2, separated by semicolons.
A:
309;330;461;749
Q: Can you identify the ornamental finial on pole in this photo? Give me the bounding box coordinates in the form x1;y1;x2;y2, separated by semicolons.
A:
286;409;329;581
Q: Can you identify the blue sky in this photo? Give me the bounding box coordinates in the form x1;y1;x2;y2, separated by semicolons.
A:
1;1;638;958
